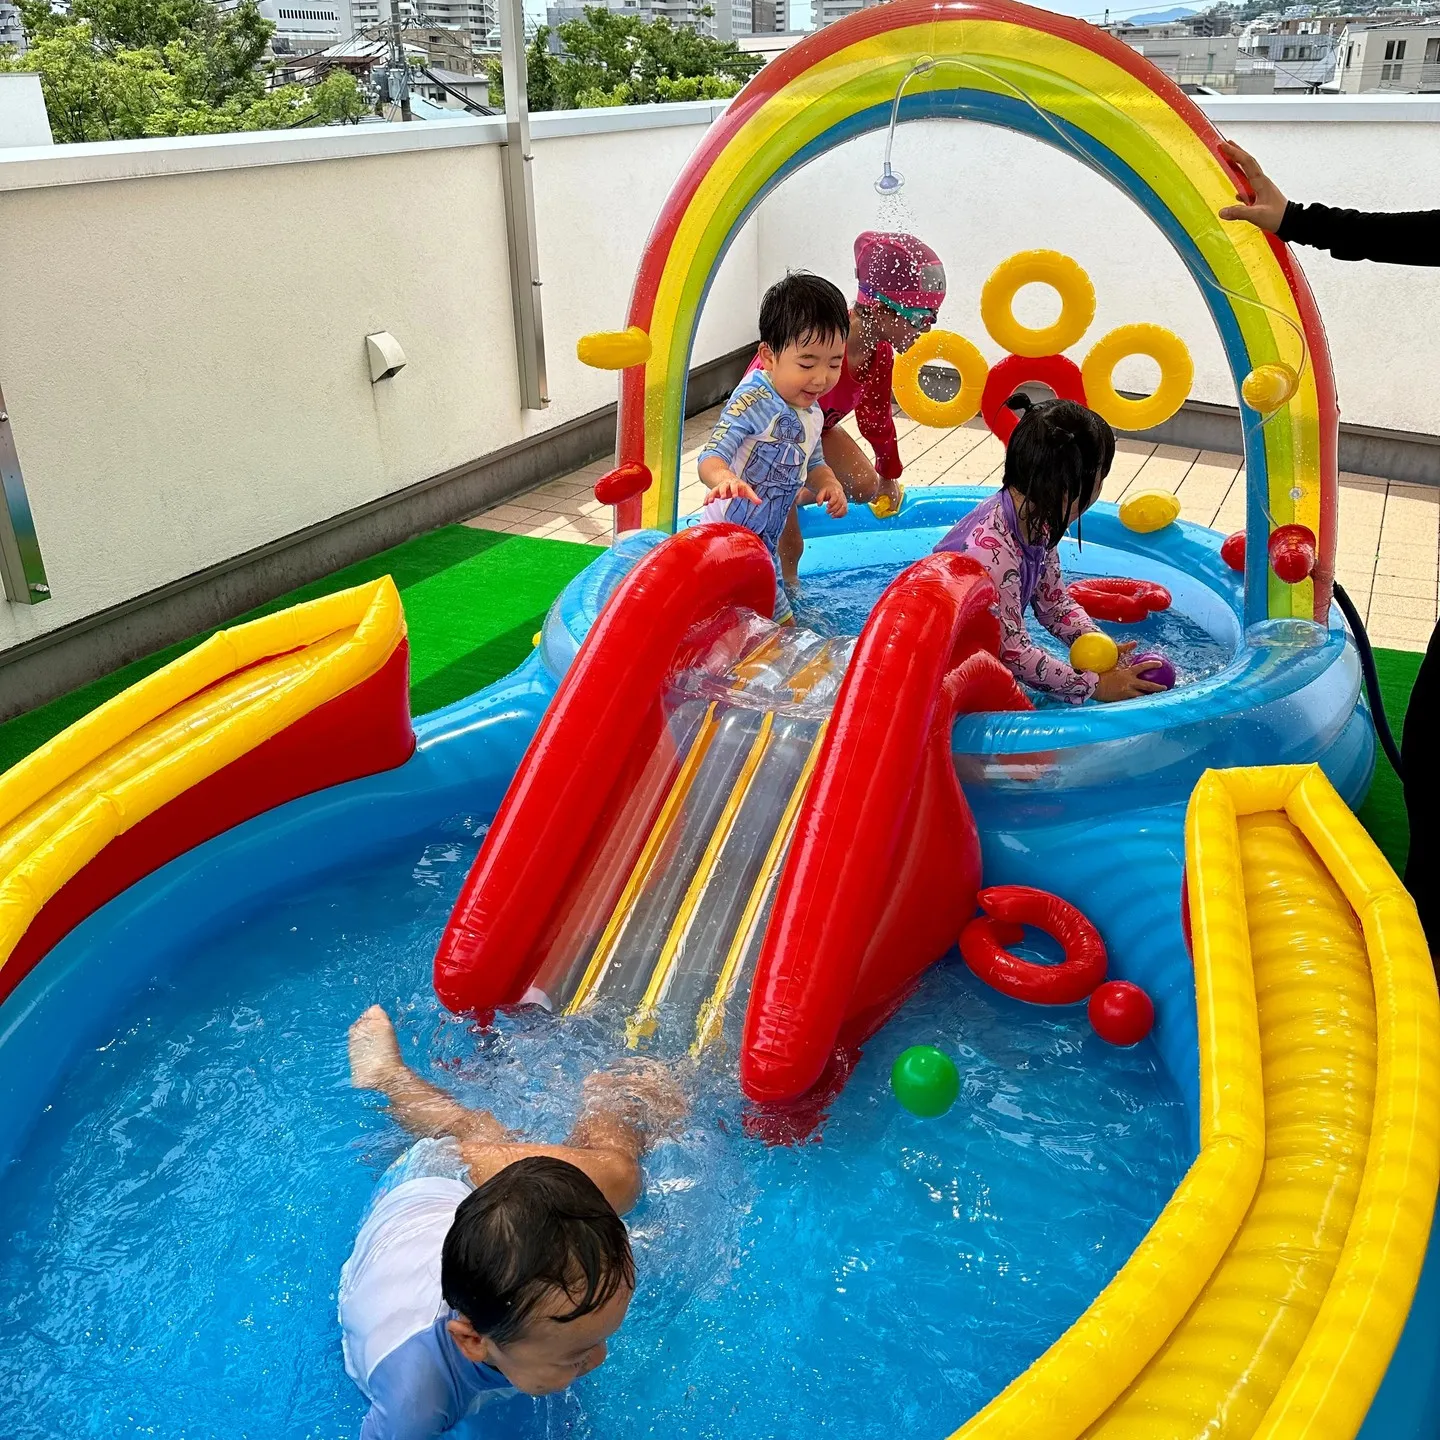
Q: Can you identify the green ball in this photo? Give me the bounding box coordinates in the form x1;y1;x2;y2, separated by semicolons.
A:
890;1045;960;1118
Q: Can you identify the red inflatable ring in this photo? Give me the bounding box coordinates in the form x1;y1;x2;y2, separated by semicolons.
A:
981;354;1087;444
960;884;1107;1004
1066;577;1171;624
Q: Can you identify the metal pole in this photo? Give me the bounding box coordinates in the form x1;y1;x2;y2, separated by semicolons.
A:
499;0;549;410
0;384;51;605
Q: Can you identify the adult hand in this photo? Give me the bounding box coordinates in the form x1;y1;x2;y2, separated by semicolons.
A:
1217;140;1289;234
1094;660;1166;703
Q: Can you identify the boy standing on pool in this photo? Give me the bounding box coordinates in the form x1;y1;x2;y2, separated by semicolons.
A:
698;272;850;622
340;1005;685;1440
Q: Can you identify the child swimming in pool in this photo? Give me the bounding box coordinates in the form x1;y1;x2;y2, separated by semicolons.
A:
698;272;850;624
934;396;1165;704
340;1005;685;1440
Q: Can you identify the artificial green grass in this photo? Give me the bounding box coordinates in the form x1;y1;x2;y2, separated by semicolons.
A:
0;526;598;774
1357;646;1422;876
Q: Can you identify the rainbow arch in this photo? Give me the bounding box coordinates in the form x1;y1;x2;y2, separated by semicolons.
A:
607;0;1340;626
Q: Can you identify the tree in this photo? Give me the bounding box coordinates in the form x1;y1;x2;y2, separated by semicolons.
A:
0;0;365;141
488;9;762;112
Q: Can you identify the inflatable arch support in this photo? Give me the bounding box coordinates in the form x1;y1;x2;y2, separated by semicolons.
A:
604;0;1339;628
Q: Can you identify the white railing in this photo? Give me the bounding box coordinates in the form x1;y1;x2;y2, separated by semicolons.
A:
0;94;1437;655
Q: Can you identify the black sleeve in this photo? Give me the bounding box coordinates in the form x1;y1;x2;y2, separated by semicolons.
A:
1277;201;1440;267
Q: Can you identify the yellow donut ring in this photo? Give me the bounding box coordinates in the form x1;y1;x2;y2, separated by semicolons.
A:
891;330;989;429
1081;324;1194;432
980;251;1096;358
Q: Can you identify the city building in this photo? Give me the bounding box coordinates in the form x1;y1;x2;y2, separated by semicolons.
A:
1335;18;1440;91
1115;29;1276;91
547;0;648;24
253;0;355;55
738;27;805;58
411;65;491;104
751;0;786;30
402;24;477;69
812;0;882;32
1240;28;1339;87
412;0;497;49
0;1;24;53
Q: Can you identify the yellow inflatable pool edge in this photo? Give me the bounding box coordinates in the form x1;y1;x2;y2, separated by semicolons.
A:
952;763;1439;1440
0;579;407;971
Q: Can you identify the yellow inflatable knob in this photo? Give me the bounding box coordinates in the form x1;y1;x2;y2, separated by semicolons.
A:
532;632;542;648
1119;489;1181;534
1070;632;1119;674
576;327;652;370
1241;363;1299;414
869;482;905;520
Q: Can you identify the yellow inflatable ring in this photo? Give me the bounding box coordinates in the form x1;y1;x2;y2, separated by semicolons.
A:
1082;324;1194;432
980;250;1096;358
892;330;989;428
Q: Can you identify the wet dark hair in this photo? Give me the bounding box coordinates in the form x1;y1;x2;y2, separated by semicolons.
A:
759;271;850;355
441;1156;634;1346
1003;395;1115;547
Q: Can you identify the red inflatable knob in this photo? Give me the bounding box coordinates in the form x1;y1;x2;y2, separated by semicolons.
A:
1088;980;1155;1046
594;461;653;506
1220;530;1246;572
1268;524;1316;585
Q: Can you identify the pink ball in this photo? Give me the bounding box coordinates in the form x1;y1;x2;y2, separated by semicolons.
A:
1132;652;1175;690
1088;981;1155;1046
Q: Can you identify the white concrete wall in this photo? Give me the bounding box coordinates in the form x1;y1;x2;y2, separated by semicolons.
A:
0;105;757;658
0;94;1436;662
0;75;53;149
755;96;1440;441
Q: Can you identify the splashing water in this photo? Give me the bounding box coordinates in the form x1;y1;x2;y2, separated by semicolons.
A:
0;817;1189;1439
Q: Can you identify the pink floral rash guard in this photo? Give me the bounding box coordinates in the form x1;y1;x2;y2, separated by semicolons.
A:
934;491;1100;702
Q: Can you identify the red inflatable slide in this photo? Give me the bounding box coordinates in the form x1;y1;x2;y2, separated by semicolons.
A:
434;526;1027;1107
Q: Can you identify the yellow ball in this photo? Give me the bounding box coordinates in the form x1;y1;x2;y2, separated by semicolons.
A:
532;631;542;648
1241;363;1299;414
1119;489;1181;534
1071;632;1119;674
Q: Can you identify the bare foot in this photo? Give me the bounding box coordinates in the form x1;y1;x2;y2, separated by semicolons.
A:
581;1061;688;1140
348;1005;404;1091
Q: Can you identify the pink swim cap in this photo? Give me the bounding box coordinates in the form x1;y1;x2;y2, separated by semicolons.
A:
854;231;947;310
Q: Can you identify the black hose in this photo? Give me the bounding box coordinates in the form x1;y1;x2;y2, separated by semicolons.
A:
1333;580;1405;781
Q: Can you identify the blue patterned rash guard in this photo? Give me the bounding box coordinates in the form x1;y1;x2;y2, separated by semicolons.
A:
699;371;826;549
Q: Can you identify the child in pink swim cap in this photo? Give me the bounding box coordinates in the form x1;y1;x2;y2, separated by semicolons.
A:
777;231;947;582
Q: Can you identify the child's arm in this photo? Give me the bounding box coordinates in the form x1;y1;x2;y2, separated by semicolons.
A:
698;454;760;504
855;345;903;481
1030;548;1097;644
998;614;1098;703
1027;552;1165;701
698;383;768;504
803;462;847;519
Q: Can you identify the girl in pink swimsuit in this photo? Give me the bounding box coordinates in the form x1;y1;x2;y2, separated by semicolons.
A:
772;231;947;582
934;396;1166;704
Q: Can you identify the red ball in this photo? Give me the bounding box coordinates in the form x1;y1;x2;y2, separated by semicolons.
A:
1268;524;1317;585
1088;980;1155;1046
1220;530;1246;572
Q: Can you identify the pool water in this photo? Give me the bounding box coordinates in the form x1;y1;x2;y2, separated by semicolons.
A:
0;823;1190;1440
793;562;1233;700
